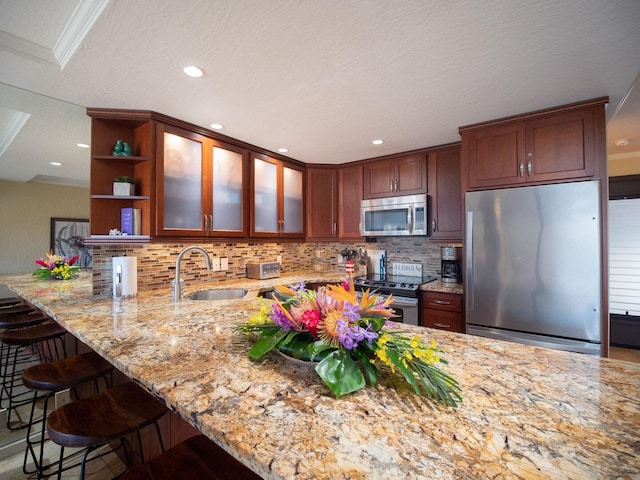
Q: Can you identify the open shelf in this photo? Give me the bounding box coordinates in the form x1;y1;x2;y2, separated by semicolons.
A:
91;195;151;200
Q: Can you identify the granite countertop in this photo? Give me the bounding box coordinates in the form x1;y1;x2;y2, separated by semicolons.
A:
419;279;463;295
1;272;638;479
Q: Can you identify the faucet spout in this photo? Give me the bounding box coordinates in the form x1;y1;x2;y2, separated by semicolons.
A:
173;246;212;302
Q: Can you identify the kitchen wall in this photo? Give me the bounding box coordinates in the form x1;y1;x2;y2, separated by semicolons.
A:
609;154;640;176
0;180;90;274
91;238;451;296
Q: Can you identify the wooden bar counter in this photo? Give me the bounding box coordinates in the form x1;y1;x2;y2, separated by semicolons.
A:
1;272;638;479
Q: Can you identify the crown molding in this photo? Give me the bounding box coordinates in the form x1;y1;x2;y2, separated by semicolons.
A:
0;110;31;158
54;0;111;70
0;0;110;69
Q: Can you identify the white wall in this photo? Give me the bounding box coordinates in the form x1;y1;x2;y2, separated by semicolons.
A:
0;180;89;274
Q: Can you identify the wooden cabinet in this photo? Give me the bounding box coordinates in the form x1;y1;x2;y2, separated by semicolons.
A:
460;98;607;190
363;152;426;199
251;154;304;238
338;164;363;239
306;167;337;240
427;145;462;241
156;124;249;237
87;110;155;241
420;291;463;333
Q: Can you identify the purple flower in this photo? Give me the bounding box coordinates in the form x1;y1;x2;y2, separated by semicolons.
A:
336;319;379;350
341;301;361;322
289;281;306;293
270;304;293;331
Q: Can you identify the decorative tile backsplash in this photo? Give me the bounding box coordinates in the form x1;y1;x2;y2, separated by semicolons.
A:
91;239;458;296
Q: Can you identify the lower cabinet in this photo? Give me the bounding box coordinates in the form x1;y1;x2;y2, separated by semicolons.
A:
420;291;463;333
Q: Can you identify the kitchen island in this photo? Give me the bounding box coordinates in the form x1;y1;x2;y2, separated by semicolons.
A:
1;272;639;479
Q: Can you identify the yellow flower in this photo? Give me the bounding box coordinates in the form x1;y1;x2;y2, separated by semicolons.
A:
248;299;271;325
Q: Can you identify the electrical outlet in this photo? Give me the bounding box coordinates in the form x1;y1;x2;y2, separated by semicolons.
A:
338;254;344;264
211;257;221;272
276;255;282;264
220;257;228;271
55;389;72;409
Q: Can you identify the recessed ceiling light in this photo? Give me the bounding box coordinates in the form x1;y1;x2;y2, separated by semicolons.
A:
615;139;630;146
77;143;90;148
372;139;384;145
50;162;63;166
183;66;204;78
278;148;289;153
210;123;223;130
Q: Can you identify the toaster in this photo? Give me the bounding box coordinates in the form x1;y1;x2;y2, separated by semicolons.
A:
246;262;281;280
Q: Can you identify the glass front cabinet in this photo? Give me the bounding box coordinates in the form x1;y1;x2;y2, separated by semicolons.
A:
251;154;304;238
156;124;248;237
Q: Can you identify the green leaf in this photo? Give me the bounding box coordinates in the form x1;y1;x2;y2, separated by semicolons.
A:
247;329;288;359
315;350;365;397
308;341;334;361
350;348;379;387
386;349;421;395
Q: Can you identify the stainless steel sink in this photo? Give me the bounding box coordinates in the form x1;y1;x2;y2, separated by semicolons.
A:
187;288;248;301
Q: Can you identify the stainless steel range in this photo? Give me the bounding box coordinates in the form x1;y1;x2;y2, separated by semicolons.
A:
353;273;437;326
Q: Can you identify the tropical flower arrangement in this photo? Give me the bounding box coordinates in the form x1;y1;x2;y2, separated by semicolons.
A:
33;253;80;280
238;277;462;406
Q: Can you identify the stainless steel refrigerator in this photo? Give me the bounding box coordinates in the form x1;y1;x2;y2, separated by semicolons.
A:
465;180;602;355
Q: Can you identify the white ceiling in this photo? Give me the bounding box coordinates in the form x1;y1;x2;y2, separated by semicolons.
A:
0;0;639;188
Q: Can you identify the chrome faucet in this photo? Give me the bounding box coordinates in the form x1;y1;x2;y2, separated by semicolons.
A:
172;246;212;301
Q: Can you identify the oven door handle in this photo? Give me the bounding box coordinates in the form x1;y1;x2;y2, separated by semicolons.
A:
407;208;413;234
389;296;419;307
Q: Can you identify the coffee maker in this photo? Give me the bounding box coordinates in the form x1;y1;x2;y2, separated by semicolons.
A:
441;246;462;284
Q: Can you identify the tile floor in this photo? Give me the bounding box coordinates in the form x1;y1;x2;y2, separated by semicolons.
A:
1;346;638;479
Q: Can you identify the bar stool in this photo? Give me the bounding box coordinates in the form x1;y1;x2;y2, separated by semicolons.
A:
0;323;67;429
0;297;25;308
22;351;114;478
0;303;36;317
122;434;263;480
46;381;167;479
0;311;50;330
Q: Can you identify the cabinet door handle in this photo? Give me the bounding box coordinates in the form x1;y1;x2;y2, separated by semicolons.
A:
389;180;394;192
433;300;451;305
434;322;451;328
432;219;437;232
209;214;213;232
395;178;399;192
519;161;524;177
527;156;532;176
204;215;209;231
333;222;337;234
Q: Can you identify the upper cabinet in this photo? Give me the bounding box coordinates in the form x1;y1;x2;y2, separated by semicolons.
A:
156;124;249;237
87;109;155;240
363;152;427;199
251;154;304;238
306;167;337;241
306;164;364;241
338;164;364;239
460;98;607;191
428;144;462;241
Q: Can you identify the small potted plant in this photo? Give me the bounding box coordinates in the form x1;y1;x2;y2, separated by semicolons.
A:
113;175;135;196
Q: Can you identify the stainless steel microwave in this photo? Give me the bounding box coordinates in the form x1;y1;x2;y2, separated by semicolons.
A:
360;194;428;237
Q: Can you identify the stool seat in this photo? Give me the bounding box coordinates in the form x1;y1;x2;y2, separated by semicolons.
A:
22;351;113;391
122;434;263;480
0;312;49;330
0;297;22;308
47;382;167;448
0;304;35;317
0;323;66;346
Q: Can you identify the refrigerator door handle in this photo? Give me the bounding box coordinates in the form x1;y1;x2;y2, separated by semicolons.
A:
466;211;474;309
